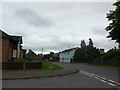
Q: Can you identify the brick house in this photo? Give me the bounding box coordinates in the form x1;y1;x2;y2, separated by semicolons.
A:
0;30;26;62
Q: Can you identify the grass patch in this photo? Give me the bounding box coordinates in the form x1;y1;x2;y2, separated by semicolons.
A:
42;62;63;70
3;62;63;73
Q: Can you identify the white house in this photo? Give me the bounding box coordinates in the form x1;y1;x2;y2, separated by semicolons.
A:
59;48;78;63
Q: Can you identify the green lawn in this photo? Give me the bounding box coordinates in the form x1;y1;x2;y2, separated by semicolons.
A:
42;62;63;70
3;62;63;72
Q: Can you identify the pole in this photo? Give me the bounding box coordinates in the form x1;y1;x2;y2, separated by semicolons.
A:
42;47;43;54
100;49;104;65
101;55;103;65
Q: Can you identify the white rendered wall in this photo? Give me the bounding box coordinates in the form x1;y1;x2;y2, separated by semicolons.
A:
59;49;76;63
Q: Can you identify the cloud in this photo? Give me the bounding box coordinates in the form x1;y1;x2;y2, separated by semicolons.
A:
92;26;108;36
2;2;118;54
15;8;53;28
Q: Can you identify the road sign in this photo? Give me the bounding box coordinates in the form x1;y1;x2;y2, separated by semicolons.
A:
100;49;104;55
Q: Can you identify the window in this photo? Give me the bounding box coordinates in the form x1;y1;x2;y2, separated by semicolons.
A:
68;52;69;55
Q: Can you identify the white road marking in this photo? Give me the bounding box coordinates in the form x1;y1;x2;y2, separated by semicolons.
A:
100;77;107;80
79;70;119;87
84;73;89;75
108;79;117;83
91;74;94;75
108;83;116;86
88;75;93;77
100;79;107;83
94;75;101;78
116;83;120;85
93;77;100;80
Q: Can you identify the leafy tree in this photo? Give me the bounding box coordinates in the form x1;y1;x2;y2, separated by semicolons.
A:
105;1;120;48
74;39;99;62
44;54;50;60
86;46;99;61
88;38;93;47
53;55;59;62
74;48;87;62
80;40;86;48
103;49;120;60
50;52;54;57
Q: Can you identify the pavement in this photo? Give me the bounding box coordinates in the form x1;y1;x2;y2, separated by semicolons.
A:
2;63;79;80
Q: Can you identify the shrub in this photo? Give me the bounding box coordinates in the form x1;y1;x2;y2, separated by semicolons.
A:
89;50;120;66
103;50;120;60
14;58;29;63
25;56;42;61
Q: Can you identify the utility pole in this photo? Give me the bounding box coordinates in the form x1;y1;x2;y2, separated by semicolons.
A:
72;36;74;48
42;47;43;54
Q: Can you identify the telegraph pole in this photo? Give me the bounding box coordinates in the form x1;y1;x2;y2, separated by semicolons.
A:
42;47;43;54
72;36;74;48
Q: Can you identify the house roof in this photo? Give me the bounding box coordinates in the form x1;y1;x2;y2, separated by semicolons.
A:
26;49;37;57
0;29;23;44
10;36;22;44
0;29;10;39
60;47;78;53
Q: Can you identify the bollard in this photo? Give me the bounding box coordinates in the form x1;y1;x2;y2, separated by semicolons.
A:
49;63;53;69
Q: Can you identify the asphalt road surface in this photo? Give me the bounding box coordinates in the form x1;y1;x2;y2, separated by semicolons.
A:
2;62;120;88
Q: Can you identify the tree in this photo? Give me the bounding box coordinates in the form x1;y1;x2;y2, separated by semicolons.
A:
74;39;99;62
80;40;86;48
85;46;99;61
88;38;93;47
74;48;87;62
105;1;120;48
50;52;54;57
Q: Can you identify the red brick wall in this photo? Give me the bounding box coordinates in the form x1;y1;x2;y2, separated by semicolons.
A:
1;38;10;62
0;38;2;62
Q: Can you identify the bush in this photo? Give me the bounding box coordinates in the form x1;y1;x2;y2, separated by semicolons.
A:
103;50;120;60
14;58;29;63
25;56;42;61
88;50;120;67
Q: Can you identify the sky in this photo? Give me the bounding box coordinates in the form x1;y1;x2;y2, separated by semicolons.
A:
0;0;119;54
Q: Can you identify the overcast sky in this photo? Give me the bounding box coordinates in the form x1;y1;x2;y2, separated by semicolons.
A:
1;1;119;54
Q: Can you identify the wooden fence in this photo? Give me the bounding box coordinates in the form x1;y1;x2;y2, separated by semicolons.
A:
1;62;42;70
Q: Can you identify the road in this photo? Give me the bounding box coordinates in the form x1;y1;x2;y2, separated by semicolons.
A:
2;62;120;88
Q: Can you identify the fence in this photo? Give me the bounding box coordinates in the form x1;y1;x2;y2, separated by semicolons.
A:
89;59;119;66
2;62;42;70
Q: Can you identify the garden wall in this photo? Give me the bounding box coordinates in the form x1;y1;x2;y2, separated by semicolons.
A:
2;62;42;70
